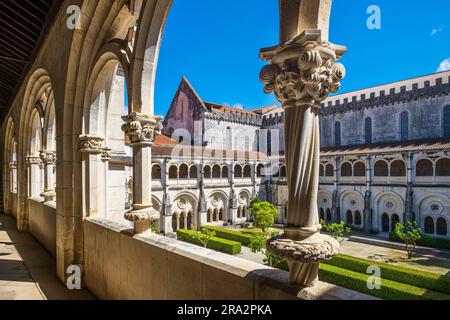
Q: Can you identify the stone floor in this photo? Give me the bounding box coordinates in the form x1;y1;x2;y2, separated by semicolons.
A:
0;213;94;300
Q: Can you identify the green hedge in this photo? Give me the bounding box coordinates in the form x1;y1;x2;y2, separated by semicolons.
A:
319;264;450;300
324;254;450;295
177;229;241;255
389;232;450;250
201;226;253;245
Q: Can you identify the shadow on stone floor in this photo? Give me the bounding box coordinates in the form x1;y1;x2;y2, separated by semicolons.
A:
0;213;94;300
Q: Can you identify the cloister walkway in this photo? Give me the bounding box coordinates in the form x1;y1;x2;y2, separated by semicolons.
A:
0;214;94;300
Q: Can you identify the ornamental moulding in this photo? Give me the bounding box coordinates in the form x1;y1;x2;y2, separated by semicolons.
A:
78;135;105;154
121;112;163;145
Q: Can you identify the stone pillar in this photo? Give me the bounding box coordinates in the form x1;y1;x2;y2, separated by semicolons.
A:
122;112;162;234
198;162;208;227
26;155;42;198
260;30;345;288
9;161;17;193
363;190;372;233
229;185;238;225
79;135;105;217
39;151;56;202
331;189;339;223
251;163;258;198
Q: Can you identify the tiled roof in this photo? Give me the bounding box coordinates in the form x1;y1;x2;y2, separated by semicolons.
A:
152;139;268;160
204;102;258;117
321;137;450;156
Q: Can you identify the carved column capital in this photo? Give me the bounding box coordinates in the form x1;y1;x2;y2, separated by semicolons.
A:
78;135;105;154
25;155;42;166
121;112;163;145
101;147;112;162
260;31;346;109
39;150;56;165
9;161;17;170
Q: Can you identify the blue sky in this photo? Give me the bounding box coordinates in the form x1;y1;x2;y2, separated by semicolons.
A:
154;0;450;116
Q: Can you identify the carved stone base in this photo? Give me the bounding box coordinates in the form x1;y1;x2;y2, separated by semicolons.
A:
267;233;340;287
124;205;160;234
40;190;56;203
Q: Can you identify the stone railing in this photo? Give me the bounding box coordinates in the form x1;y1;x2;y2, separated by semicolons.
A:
83;217;376;300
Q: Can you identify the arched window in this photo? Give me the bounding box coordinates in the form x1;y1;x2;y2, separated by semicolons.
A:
243;165;251;178
354;162;366;177
222;166;229;179
325;164;334;177
341;162;352;177
374;161;388;177
437;218;448;236
172;214;178;231
280;166;286;177
436;158;450;176
204;166;211;179
169;166;178;179
444;105;450;137
267;130;272;155
346;210;353;225
207;209;212;223
256;164;264;178
354;211;362;226
152;164;162;180
382;213;390;232
424;216;435;234
212;165;221;178
400;111;409;141
365;117;372;144
219;209;224;221
189;166;198;179
234;164;243;178
179;164;189;179
416;159;433;177
326;209;332;222
390;160;406;177
334;122;341;147
391;214;400;232
319;164;325;177
319;208;325;221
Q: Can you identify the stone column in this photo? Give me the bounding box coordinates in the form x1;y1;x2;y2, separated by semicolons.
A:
39;151;56;202
260;30;345;287
363;190;372;233
9;161;17;193
122;112;162;234
198;162;208;227
79;135;105;217
26;155;42;198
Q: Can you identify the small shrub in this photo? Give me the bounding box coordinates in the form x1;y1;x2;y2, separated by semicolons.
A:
321;220;351;241
191;226;216;248
393;221;421;259
249;199;278;233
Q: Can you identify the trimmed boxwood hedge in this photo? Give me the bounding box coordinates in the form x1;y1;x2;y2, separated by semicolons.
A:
319;264;450;300
177;229;242;255
389;232;450;250
324;254;450;295
201;226;253;246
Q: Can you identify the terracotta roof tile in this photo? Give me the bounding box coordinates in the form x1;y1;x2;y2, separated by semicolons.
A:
321;137;450;156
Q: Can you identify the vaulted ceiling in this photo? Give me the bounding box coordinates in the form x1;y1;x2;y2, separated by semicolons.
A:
0;0;62;119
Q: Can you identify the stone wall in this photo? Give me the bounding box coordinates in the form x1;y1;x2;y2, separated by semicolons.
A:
28;198;56;256
83;217;372;300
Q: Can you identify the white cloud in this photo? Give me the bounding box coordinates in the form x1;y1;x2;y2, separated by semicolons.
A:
437;58;450;72
223;102;245;109
430;25;444;37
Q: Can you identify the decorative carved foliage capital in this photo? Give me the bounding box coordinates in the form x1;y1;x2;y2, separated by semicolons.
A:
260;31;346;108
39;150;56;165
121;112;163;145
8;161;17;170
78;135;104;154
25;155;42;166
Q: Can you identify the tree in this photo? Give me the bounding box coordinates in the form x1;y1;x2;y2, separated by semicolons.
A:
321;220;351;242
393;221;421;259
249;199;279;233
249;231;284;268
191;226;216;248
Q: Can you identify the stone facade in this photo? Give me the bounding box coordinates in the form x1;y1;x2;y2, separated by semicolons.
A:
161;71;450;239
